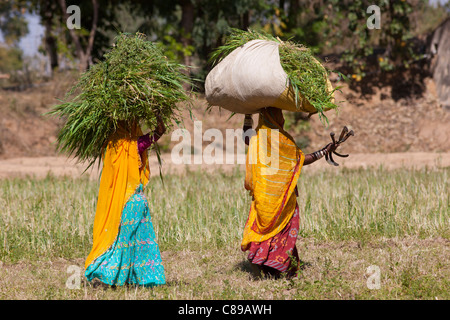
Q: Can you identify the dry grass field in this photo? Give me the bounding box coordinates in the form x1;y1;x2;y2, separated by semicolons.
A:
0;71;449;302
0;166;448;300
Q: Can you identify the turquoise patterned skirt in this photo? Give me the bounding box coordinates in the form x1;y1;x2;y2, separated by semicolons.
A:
85;184;166;287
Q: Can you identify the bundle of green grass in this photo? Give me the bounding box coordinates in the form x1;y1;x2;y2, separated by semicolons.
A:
206;29;341;124
48;33;192;169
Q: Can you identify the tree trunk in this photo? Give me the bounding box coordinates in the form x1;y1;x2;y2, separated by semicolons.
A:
41;1;58;75
44;29;58;71
288;0;300;30
179;0;194;90
241;11;250;30
58;0;99;71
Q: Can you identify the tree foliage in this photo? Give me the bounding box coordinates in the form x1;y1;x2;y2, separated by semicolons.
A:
2;0;448;84
0;1;29;45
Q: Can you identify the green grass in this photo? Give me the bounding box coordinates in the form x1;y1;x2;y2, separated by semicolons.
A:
46;32;193;169
0;167;448;299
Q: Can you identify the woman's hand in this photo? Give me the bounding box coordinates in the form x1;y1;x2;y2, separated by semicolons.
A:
324;142;338;154
303;143;334;166
304;127;354;166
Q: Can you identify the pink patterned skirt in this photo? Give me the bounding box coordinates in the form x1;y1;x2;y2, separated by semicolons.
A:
246;204;300;275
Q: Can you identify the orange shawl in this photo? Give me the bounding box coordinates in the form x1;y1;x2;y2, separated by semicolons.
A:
85;123;150;269
241;109;304;251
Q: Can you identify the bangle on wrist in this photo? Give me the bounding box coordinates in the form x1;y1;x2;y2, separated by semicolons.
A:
312;149;325;161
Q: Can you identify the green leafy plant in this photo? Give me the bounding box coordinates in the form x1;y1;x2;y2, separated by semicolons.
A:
47;32;193;169
336;0;428;79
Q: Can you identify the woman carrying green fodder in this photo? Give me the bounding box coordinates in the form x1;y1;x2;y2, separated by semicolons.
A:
48;33;192;287
206;29;352;278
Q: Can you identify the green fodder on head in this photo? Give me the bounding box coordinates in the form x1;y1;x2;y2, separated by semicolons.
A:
47;32;193;169
209;28;340;125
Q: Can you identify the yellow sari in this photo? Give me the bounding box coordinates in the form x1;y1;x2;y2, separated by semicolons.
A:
85;123;150;269
241;109;304;251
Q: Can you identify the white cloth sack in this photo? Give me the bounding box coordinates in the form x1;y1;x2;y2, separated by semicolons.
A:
205;40;289;114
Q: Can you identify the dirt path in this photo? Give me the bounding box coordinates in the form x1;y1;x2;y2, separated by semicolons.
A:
0;152;448;180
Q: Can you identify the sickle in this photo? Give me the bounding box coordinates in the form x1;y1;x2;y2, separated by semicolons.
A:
329;151;339;166
325;127;354;166
325;151;339;166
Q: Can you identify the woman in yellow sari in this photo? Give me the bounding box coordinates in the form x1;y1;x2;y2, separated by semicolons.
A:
84;117;166;287
242;107;336;278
